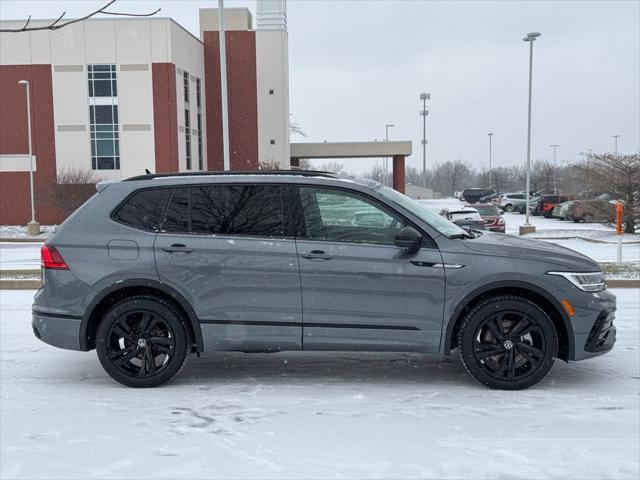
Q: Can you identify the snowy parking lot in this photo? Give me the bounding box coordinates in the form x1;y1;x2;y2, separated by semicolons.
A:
1;288;639;479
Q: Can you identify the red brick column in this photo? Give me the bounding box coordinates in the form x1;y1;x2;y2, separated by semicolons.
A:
392;155;405;193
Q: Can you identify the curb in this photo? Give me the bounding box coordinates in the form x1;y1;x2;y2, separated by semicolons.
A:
0;238;46;243
0;279;42;289
523;235;640;245
0;269;41;277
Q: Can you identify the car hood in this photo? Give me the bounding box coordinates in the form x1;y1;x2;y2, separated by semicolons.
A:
460;231;599;271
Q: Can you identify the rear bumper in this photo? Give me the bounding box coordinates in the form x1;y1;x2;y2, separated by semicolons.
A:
32;311;82;351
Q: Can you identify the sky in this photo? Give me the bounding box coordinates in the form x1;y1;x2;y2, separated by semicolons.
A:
1;0;639;175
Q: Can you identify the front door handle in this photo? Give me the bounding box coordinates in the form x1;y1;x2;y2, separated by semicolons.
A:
162;243;193;254
301;250;334;261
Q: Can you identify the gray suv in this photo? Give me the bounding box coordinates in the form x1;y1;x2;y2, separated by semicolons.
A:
32;171;616;389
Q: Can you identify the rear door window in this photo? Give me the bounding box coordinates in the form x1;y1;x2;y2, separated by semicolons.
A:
112;188;171;231
162;184;285;237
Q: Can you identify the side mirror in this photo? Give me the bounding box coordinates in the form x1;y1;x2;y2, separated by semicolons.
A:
394;226;423;254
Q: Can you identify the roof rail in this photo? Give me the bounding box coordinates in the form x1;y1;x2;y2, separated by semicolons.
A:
123;170;340;182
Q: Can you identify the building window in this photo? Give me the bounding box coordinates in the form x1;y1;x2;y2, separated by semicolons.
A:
88;64;117;97
183;71;189;103
196;78;203;170
185;109;192;170
268;89;274;95
270;139;276;145
88;64;119;170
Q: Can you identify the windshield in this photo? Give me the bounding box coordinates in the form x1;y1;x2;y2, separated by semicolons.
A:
376;186;467;237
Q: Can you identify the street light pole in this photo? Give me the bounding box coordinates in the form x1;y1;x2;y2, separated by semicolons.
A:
612;135;620;155
521;31;541;234
550;144;559;193
420;93;430;187
384;124;394;186
487;133;494;190
218;0;230;170
18;80;39;235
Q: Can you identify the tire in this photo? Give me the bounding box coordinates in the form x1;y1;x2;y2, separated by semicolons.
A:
96;295;190;388
504;204;514;212
458;296;558;390
582;214;594;223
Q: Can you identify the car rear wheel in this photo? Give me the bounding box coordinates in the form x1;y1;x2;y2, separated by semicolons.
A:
96;295;190;388
458;296;558;390
582;214;594;223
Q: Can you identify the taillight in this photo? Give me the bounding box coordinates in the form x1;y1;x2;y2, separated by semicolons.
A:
41;246;68;270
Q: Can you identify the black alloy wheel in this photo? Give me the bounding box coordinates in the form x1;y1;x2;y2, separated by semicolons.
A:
96;295;190;387
458;296;558;390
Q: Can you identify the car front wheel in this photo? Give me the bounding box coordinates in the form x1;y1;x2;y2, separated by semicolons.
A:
504;204;513;212
458;296;558;390
96;295;190;388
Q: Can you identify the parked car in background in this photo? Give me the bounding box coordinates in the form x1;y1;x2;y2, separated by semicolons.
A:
460;188;495;204
552;201;572;220
567;199;616;223
493;193;527;212
439;207;486;231
466;203;505;232
533;194;574;217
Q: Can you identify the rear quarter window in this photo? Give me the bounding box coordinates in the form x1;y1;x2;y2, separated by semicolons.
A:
112;188;171;231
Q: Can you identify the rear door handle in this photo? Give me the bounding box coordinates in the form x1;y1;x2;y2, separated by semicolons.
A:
162;243;193;254
301;250;334;261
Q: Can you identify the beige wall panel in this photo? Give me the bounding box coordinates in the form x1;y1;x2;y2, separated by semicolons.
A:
119;130;155;178
118;70;154;125
84;21;116;63
50;23;86;65
149;20;171;63
115;20;152;64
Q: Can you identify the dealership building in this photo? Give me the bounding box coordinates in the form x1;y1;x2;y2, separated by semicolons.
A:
0;0;414;225
0;2;290;224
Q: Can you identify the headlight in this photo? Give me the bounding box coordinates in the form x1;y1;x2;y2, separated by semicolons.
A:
547;271;606;292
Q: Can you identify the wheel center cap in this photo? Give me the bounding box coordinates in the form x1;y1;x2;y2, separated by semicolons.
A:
503;339;514;350
137;338;147;348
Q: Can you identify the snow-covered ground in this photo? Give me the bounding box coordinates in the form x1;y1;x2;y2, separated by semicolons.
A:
1;288;638;479
0;225;57;240
0;242;42;270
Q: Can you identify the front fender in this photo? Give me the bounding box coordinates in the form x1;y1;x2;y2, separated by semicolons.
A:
439;277;574;359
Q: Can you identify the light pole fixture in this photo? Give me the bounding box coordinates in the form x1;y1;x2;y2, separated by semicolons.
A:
384;124;394;186
550;144;560;193
521;31;541;234
612;134;620;155
420;93;430;187
487;133;494;191
18;80;39;235
218;0;230;170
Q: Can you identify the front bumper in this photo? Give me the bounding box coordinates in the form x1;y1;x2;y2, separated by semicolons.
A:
569;289;617;360
32;311;82;351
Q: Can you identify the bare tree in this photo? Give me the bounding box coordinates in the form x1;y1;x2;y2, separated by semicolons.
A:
437;159;472;197
258;160;281;170
0;1;160;33
39;168;99;221
574;153;639;233
363;163;386;183
317;161;344;174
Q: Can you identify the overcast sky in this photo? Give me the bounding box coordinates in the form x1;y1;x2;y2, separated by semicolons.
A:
1;0;639;174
